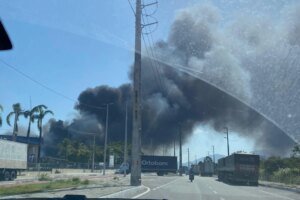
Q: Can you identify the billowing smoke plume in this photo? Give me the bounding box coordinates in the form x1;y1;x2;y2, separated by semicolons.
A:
44;3;300;157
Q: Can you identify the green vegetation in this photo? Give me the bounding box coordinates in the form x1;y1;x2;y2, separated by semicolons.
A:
260;144;300;185
38;173;52;181
56;138;129;165
6;103;25;139
0;178;89;196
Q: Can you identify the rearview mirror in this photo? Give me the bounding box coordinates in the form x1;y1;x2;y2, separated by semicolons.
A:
0;20;13;50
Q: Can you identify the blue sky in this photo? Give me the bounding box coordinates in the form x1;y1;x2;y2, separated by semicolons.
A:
1;0;292;158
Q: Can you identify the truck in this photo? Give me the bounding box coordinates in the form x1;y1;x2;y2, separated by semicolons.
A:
191;164;201;175
0;139;27;181
218;153;259;185
201;156;214;177
116;155;177;176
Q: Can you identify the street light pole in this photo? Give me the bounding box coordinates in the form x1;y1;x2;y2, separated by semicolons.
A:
187;148;190;169
212;145;215;164
103;103;113;175
173;139;176;157
212;145;215;173
124;101;128;177
92;134;95;172
179;127;182;176
224;127;230;156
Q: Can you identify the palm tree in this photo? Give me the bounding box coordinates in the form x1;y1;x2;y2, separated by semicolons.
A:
34;105;54;162
6;103;24;141
0;105;3;127
24;106;40;139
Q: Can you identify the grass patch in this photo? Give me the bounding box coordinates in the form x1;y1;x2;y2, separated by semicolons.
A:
0;178;90;196
38;173;52;181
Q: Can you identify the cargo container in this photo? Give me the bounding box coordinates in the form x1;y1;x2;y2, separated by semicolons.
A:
191;164;201;175
218;153;259;185
0;139;27;181
116;155;177;176
201;156;214;177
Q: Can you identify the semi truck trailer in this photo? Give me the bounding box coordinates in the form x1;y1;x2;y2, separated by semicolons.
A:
218;153;259;185
116;155;177;176
0;139;27;181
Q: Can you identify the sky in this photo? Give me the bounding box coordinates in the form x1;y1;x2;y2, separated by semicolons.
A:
1;0;294;159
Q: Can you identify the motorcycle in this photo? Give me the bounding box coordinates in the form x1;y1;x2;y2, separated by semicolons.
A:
189;174;194;182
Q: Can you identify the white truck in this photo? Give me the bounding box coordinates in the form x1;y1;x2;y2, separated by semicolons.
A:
201;156;214;177
0;139;27;181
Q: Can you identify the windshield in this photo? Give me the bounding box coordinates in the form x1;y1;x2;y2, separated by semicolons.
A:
0;0;299;200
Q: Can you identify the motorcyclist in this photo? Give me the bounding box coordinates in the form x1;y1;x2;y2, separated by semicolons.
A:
189;168;194;182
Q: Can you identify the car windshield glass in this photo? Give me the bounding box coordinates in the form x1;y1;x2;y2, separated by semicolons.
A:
0;1;299;200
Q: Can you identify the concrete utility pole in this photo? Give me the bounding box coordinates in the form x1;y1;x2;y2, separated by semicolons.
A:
173;139;176;157
124;102;128;177
131;0;142;186
212;145;215;173
91;134;95;172
224;127;230;156
151;139;154;156
179;127;182;176
212;145;215;164
103;103;113;175
187;148;190;169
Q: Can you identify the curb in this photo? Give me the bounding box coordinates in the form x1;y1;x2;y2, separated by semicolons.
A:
100;185;148;199
259;182;300;194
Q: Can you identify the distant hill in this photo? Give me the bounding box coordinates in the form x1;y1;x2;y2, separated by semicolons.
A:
183;154;225;166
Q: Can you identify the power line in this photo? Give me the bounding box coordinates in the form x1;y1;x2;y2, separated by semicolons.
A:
141;34;162;91
129;0;164;93
142;5;169;94
0;58;106;110
127;0;136;16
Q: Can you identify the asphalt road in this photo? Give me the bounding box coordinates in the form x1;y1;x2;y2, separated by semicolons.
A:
134;175;300;200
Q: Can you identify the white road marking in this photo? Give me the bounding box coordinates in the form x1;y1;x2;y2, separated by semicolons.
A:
212;190;217;194
152;178;178;191
132;185;151;199
260;190;295;200
132;178;178;199
220;198;225;200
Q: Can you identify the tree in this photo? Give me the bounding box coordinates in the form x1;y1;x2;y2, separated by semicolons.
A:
24;106;40;139
0;105;3;127
34;105;54;162
6;103;24;141
291;144;300;158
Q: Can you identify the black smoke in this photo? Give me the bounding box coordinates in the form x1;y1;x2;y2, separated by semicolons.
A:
44;3;299;157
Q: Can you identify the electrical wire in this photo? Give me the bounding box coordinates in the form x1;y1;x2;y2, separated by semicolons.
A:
0;58;106;110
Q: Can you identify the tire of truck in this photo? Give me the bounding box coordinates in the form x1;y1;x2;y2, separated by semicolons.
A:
4;171;10;181
10;170;16;180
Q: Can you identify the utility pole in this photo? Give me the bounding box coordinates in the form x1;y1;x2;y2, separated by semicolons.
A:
173;139;176;157
91;134;95;172
103;103;113;175
212;145;215;174
179;127;182;176
224;127;230;156
124;102;128;177
150;139;154;156
187;148;190;169
212;145;215;164
131;0;142;186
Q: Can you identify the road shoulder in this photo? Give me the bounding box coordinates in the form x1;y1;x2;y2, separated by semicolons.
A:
259;181;300;194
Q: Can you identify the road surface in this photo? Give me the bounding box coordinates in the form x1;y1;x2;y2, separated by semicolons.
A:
131;174;300;200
